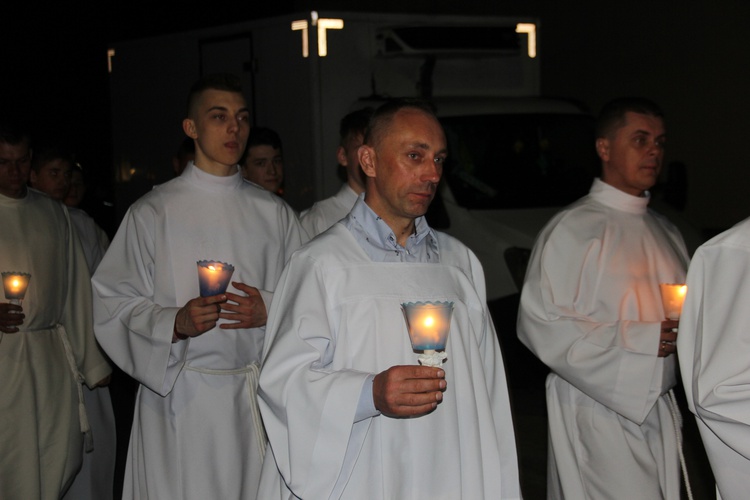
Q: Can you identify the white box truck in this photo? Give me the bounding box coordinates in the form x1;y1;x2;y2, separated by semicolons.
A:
108;11;601;301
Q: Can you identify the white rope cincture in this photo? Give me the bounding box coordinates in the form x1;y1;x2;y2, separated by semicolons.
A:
245;363;267;460
57;325;94;452
185;362;266;460
667;388;693;500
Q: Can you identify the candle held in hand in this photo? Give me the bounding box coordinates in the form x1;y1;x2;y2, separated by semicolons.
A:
197;261;235;297
659;283;687;320
2;272;31;305
401;301;454;350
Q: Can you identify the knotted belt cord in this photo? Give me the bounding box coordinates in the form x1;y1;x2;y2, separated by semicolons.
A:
667;388;693;500
57;325;94;452
184;362;266;460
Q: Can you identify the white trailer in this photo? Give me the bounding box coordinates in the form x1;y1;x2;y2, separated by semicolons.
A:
108;11;598;300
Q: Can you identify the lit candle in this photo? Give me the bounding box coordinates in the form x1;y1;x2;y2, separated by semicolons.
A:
659;283;687;320
2;272;31;305
401;301;454;367
196;261;235;297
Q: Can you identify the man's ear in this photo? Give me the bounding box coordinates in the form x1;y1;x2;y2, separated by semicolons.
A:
595;138;610;162
182;119;197;139
358;145;377;179
336;145;348;166
29;169;38;186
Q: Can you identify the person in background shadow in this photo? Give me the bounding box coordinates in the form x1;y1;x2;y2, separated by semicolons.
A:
30;147;117;500
241;126;284;196
300;107;373;237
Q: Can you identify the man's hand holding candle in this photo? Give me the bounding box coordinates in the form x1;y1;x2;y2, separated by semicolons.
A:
372;365;446;418
658;319;679;358
0;303;24;333
173;294;228;342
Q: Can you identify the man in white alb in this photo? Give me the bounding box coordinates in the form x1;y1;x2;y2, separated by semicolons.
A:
300;107;373;237
678;218;750;500
517;97;690;499
92;74;305;500
0;123;111;500
258;99;520;499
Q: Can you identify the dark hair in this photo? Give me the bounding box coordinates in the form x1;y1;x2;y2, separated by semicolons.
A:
247;127;282;151
364;98;438;147
339;107;374;147
31;145;74;172
0;121;31;148
596;97;664;139
239;127;283;166
186;73;244;117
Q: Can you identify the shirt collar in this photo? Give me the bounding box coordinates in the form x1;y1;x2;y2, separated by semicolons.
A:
347;194;439;256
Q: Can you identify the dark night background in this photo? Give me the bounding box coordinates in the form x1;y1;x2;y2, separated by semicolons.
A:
3;1;750;237
3;2;739;497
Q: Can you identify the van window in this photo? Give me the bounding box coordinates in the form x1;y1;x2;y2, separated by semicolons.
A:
441;113;598;209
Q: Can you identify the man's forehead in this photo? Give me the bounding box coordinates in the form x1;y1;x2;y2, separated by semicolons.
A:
197;89;247;110
391;109;446;145
622;111;665;134
0;141;30;157
248;144;281;156
41;158;72;170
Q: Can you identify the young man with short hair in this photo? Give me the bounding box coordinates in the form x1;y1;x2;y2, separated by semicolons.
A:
29;146;73;201
92;74;305;499
240;126;284;195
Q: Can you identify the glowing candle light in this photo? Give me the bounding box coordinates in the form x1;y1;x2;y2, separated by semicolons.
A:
2;272;31;306
196;261;235;297
401;301;454;367
659;283;687;320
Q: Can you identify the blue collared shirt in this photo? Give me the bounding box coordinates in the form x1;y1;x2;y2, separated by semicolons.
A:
341;194;442;421
342;194;440;263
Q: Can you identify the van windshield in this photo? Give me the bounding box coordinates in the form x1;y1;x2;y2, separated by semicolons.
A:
441;113;599;209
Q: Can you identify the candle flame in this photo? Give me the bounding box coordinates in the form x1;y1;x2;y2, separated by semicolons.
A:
401;301;454;352
2;272;31;300
659;283;687;320
208;265;216;271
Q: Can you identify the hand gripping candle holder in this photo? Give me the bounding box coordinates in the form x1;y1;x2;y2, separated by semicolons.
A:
2;272;31;306
401;301;454;367
659;283;687;320
196;261;235;297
